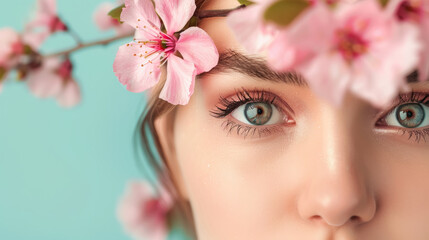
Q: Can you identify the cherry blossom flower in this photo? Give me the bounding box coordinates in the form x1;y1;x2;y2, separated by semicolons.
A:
0;28;26;92
24;0;68;49
0;28;24;68
93;2;134;35
113;0;219;105
287;1;421;107
227;0;279;53
387;0;429;81
27;57;81;107
227;0;423;107
55;59;81;107
117;180;173;240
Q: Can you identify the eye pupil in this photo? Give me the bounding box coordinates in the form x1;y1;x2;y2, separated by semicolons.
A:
396;103;425;128
245;102;272;125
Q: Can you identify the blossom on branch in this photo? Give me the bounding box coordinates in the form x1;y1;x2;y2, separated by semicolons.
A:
117;180;173;240
0;28;24;68
113;0;219;105
388;0;429;81
227;0;423;107
0;28;26;92
27;57;81;107
24;0;68;49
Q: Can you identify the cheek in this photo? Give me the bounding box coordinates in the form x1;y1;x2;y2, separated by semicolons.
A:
173;89;300;238
368;143;429;238
172;81;429;238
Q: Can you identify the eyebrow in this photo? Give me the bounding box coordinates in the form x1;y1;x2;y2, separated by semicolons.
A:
211;49;422;86
210;49;307;87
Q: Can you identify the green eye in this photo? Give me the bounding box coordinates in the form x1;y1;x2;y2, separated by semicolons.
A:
395;103;425;128
231;101;285;126
384;103;429;129
244;102;273;125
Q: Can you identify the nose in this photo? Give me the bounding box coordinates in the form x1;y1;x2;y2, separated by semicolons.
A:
297;104;377;227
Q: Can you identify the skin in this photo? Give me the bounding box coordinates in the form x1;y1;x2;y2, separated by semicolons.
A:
155;0;429;239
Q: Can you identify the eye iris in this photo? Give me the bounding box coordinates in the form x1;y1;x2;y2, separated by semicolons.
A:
244;102;273;125
395;103;425;128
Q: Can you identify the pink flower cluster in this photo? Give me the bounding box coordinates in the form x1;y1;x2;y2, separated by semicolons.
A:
117;180;173;240
113;0;219;105
1;0;138;107
228;0;429;107
0;0;81;107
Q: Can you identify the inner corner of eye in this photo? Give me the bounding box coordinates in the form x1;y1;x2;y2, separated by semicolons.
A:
375;118;389;128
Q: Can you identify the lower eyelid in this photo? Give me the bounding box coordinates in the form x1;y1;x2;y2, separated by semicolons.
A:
220;118;290;139
374;127;429;143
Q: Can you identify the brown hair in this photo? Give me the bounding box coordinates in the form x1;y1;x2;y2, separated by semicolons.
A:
136;0;209;237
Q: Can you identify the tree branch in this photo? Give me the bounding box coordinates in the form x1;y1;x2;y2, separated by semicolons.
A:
44;33;133;58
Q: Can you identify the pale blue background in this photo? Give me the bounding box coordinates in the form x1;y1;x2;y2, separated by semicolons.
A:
0;1;187;239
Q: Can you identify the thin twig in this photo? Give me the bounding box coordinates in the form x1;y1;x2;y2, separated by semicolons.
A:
44;33;133;58
198;5;246;19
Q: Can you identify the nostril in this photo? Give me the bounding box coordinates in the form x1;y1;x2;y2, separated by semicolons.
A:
309;215;324;224
309;215;361;226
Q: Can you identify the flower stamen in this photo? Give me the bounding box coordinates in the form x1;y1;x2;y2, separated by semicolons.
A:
336;30;368;62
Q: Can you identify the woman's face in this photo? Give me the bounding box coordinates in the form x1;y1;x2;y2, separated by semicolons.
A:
161;0;429;239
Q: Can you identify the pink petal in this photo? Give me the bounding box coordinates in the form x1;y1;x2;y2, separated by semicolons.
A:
56;79;81;108
176;27;219;75
121;0;161;39
159;55;196;105
22;31;50;49
153;0;196;35
93;3;117;31
419;17;429;81
351;22;421;107
115;24;134;36
27;69;63;98
227;1;277;53
113;42;161;92
0;28;20;66
27;57;63;98
386;0;429;81
385;22;422;80
117;181;171;240
349;59;401;108
44;57;62;69
300;53;351;106
37;0;57;17
268;3;334;72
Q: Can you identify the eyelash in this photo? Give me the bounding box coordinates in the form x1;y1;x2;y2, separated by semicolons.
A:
210;88;290;138
211;89;429;142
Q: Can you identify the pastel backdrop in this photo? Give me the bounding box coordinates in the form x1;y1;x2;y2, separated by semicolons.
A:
0;1;187;239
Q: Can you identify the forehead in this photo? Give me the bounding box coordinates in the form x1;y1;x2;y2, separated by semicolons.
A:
199;0;244;53
203;0;241;9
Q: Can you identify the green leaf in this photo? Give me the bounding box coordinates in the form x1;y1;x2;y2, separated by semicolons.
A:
108;4;125;23
23;45;34;55
238;0;255;6
0;67;6;81
264;0;310;27
189;16;198;27
378;0;390;7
